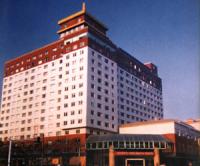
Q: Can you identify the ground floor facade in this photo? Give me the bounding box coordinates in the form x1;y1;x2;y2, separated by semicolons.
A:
0;134;199;166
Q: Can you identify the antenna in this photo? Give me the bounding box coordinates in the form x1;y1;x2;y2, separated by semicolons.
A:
82;1;86;12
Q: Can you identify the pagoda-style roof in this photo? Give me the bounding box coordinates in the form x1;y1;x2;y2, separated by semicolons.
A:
57;2;108;34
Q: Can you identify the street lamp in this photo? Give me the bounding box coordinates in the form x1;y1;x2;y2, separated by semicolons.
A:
8;138;12;166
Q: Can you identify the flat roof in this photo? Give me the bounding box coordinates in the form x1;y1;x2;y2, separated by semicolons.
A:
119;119;176;128
119;119;200;134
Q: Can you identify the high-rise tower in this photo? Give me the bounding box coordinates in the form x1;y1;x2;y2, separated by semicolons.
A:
0;3;163;141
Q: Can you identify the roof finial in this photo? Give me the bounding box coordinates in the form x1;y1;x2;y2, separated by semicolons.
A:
82;2;86;12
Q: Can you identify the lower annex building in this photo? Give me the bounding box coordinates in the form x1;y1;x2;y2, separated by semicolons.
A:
87;119;200;166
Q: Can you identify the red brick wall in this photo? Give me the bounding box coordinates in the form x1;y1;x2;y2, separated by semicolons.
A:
163;133;199;157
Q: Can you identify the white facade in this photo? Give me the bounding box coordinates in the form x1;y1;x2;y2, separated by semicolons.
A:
0;40;163;141
119;121;175;135
117;67;163;124
119;119;200;140
86;48;118;132
1;56;65;140
0;45;119;141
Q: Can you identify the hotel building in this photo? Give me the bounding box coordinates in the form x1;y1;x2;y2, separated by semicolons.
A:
0;3;163;142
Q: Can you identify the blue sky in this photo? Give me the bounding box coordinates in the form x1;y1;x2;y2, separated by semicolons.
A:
0;0;199;120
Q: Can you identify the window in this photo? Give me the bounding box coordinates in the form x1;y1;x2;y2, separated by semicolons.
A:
105;122;109;127
43;79;47;83
97;112;101;117
79;92;83;96
105;106;109;110
97;95;101;100
21;128;25;132
92;51;95;56
40;117;45;121
91;92;94;97
42;86;46;90
97;103;101;108
104;89;108;94
90;119;94;124
41;102;46;106
98;62;102;67
41;109;45;113
79;83;83;88
97;121;101;126
43;72;48;76
97;78;101;83
105;114;109;119
66;55;70;59
105;74;108;79
80;74;83;79
76;129;80;133
97;70;101;75
105;81;109;86
97;86;101;92
78;109;82;114
80;49;84;54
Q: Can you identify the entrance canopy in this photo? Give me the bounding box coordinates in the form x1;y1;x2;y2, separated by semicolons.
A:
86;134;172;150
